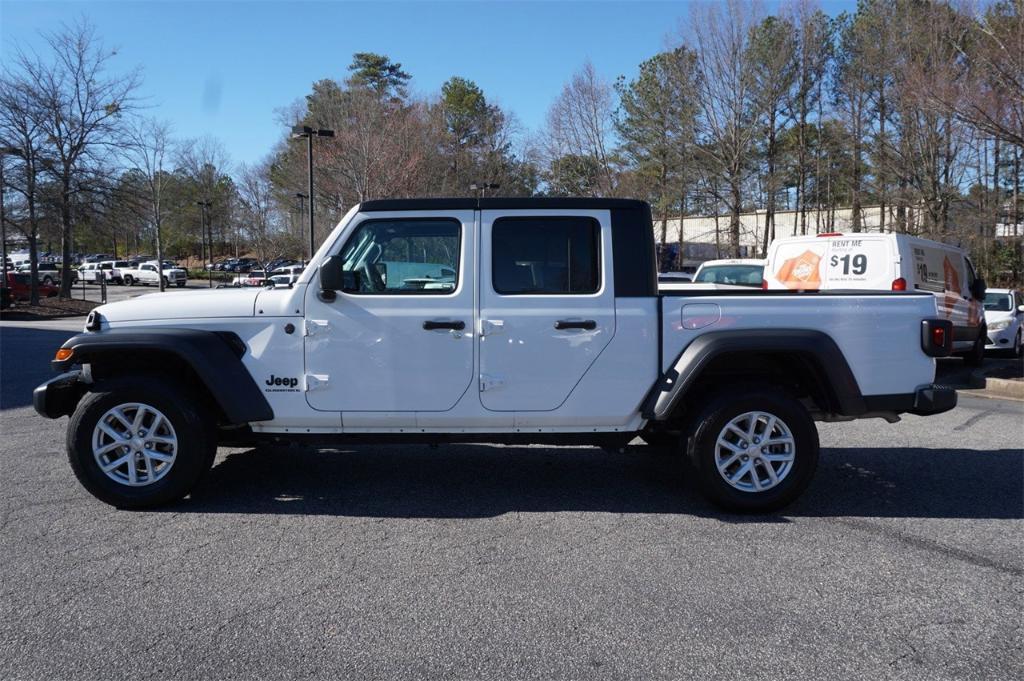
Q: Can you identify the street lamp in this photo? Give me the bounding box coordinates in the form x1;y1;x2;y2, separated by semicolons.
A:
291;126;334;261
196;200;212;288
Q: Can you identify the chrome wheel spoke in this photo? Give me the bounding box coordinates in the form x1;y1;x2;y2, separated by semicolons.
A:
92;403;177;487
715;410;795;494
101;452;132;472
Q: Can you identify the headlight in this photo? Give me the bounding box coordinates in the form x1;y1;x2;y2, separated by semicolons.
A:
989;319;1011;331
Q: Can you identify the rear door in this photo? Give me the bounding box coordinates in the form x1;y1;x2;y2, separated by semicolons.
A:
478;210;615;411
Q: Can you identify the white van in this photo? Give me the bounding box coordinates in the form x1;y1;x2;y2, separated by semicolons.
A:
764;232;987;363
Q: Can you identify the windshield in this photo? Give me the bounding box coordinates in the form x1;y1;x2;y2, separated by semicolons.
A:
984;292;1013;312
694;264;764;286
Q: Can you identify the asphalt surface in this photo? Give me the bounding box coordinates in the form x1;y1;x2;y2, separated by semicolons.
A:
1;319;1021;680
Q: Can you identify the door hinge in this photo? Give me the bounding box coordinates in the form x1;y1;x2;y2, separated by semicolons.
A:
305;373;330;391
479;374;506;391
304;319;329;336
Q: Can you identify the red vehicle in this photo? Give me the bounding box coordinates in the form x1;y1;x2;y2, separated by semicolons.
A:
5;272;58;301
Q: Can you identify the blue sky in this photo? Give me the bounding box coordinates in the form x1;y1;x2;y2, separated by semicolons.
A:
2;1;855;168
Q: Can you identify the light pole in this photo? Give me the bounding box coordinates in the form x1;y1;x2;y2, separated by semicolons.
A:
291;126;334;261
196;200;212;288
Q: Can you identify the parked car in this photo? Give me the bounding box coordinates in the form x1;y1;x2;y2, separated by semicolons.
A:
16;262;78;285
693;259;765;286
36;197;956;512
983;288;1023;356
657;271;693;284
120;260;189;287
5;272;58;301
764;232;987;365
231;269;267;287
267;265;304;285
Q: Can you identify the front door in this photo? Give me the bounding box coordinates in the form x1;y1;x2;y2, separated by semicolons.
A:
478;210;616;411
304;210;476;414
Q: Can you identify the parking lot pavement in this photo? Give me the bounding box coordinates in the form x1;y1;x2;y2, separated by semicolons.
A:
1;321;1021;681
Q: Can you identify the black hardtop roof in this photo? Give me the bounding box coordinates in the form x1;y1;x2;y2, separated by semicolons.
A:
358;197;650;212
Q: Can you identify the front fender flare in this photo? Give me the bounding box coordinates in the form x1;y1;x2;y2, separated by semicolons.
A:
51;328;273;424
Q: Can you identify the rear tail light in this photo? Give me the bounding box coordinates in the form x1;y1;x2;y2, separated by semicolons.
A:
891;277;907;291
761;279;768;290
817;232;844;237
921;319;953;357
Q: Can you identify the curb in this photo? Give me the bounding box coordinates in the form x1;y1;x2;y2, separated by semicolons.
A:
968;369;1024;400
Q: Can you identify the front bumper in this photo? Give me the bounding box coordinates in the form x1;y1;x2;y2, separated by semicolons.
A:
33;371;84;419
985;325;1017;349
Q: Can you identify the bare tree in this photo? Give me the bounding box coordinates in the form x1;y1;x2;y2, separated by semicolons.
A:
0;73;47;304
236;160;277;266
10;20;141;297
545;61;618;196
689;0;764;256
123;118;173;290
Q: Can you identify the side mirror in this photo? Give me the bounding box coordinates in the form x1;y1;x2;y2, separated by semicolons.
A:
319;255;345;291
970;278;986;301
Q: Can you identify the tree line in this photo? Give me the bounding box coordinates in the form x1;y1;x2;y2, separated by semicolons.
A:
2;0;1022;305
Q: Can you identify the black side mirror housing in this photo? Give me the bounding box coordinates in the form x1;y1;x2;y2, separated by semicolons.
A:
318;255;345;292
971;278;987;301
318;255;361;294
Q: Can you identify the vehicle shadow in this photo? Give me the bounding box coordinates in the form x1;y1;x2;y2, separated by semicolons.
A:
177;443;1023;520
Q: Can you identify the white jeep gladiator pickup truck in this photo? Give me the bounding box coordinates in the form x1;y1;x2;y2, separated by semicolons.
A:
34;198;957;512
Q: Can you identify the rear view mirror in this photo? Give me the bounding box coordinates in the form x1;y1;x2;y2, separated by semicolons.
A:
342;270;361;292
970;278;986;300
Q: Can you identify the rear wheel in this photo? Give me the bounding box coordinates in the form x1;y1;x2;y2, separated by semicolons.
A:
684;385;819;513
42;275;54;285
66;375;216;508
963;331;985;367
123;275;134;286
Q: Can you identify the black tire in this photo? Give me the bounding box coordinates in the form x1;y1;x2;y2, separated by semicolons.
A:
66;375;216;509
963;330;985;367
684;384;819;513
162;276;169;288
176;281;186;288
123;275;134;286
42;275;54;285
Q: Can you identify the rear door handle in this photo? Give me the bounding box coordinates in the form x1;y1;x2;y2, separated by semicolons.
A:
423;320;466;331
554;320;597;331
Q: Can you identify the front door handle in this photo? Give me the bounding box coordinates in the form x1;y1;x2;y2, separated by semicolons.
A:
423;320;466;331
554;320;597;331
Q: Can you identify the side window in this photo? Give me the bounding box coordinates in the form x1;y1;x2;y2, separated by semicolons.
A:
492;216;600;295
338;218;460;295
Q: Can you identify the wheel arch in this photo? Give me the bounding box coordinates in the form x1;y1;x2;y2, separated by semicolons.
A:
643;329;866;422
51;328;273;425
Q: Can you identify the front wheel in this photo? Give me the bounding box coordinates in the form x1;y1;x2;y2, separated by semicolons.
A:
66;375;216;508
123;275;134;286
684;385;819;513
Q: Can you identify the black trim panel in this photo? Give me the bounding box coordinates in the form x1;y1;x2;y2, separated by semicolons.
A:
660;289;934;297
610;203;657;297
862;385;957;416
953;324;984;342
359;197;650;212
644;328;865;420
51;329;274;424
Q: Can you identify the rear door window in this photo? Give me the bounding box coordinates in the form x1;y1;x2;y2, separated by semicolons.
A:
491;216;600;295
